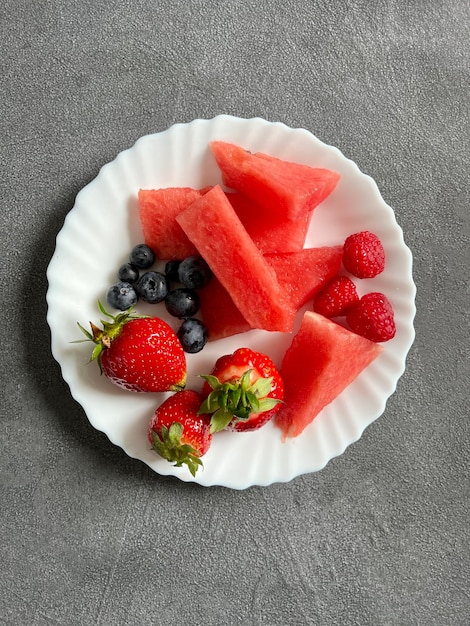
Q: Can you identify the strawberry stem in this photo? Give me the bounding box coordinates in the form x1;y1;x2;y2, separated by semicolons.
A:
199;371;281;434
150;423;203;477
74;301;148;369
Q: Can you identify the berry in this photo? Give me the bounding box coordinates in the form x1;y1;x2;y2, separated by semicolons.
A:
130;243;156;269
314;276;359;318
178;255;213;289
343;231;385;278
77;303;186;392
118;263;139;283
148;390;212;477
346;292;396;342
136;271;168;304
165;260;182;283
106;281;138;311
165;288;200;318
177;318;208;353
200;347;284;433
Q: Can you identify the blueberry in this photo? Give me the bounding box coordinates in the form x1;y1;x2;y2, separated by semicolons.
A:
136;271;168;303
165;260;182;283
178;256;213;289
165;288;200;318
177;318;208;353
130;244;156;269
118;262;139;283
106;281;138;311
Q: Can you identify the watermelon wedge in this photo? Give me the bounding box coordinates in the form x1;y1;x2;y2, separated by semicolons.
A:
210;141;341;222
176;185;296;333
199;246;344;341
274;311;384;439
227;192;312;253
138;187;211;259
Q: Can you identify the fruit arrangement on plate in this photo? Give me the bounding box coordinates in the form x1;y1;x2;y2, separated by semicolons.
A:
46;116;415;489
74;139;400;477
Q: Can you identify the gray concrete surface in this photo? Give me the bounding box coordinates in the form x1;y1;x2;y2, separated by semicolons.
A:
2;1;469;624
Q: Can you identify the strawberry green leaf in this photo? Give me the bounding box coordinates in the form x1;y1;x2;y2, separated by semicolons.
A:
199;370;278;432
150;423;203;477
257;397;283;412
251;376;273;398
209;409;235;434
200;374;221;390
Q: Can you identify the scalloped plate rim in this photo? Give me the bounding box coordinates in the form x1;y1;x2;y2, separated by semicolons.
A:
46;115;416;489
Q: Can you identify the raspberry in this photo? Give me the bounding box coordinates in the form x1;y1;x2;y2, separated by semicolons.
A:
346;292;396;342
343;231;385;278
314;276;359;318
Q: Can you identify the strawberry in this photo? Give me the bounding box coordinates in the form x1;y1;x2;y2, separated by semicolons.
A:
346;292;396;342
313;275;359;318
342;231;385;278
199;347;284;433
148;390;212;476
77;303;186;392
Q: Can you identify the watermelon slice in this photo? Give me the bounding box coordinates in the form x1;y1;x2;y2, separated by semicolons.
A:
138;187;211;259
227;192;312;253
199;246;343;341
210;141;341;222
274;311;384;439
176;185;296;333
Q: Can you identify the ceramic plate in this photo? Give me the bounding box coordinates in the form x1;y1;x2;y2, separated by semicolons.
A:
46;115;416;489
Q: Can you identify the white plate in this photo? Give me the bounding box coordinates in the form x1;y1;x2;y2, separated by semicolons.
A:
46;115;416;489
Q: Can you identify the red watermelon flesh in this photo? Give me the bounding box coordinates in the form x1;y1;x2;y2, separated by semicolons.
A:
274;311;384;439
264;246;343;310
210;141;341;222
138;187;211;260
199;246;344;341
227;192;312;254
176;185;296;333
199;278;251;341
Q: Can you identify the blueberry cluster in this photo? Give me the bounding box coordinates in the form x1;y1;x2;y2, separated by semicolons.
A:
106;244;212;353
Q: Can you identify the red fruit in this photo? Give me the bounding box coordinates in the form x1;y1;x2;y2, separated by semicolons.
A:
176;185;296;332
209;141;341;222
226;191;313;254
148;390;212;476
342;231;385;278
138;187;211;260
200;348;284;433
77;303;186;392
198;246;343;342
274;311;384;439
314;275;359;318
346;292;396;342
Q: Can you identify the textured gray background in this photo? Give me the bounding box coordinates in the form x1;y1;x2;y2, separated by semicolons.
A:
2;1;469;625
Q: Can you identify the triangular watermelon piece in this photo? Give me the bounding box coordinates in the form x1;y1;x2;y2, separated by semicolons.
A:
227;192;312;253
199;246;343;341
274;311;384;439
138;187;211;260
176;185;296;333
210;141;340;222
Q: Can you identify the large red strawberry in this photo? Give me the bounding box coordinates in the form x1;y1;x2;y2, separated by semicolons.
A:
148;390;212;476
200;347;284;433
77;303;186;392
